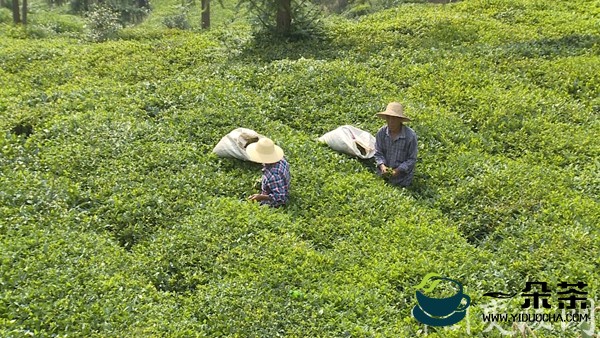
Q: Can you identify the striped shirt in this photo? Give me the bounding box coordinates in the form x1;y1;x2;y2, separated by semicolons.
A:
374;125;418;186
261;158;291;207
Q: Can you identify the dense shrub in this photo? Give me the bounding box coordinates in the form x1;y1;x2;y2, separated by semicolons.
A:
70;0;150;24
30;12;86;35
84;4;123;41
0;7;11;23
162;6;190;30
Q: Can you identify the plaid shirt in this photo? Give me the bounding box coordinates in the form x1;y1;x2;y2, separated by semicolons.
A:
374;125;418;186
261;158;291;207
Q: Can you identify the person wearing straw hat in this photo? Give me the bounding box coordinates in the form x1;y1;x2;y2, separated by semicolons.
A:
247;138;291;207
374;102;418;186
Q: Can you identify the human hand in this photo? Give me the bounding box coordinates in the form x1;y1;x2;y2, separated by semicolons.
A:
248;194;268;202
380;165;394;179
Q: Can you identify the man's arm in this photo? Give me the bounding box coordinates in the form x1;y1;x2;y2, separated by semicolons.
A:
374;127;386;169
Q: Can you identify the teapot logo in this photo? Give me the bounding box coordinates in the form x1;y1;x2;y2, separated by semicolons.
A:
412;273;471;326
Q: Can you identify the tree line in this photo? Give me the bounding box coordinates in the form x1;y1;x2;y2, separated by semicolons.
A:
3;0;370;36
2;0;150;26
2;0;28;24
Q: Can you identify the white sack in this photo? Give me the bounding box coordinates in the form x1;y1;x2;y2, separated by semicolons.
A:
318;125;376;159
213;128;264;161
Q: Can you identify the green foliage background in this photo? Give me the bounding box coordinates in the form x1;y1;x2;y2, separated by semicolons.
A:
1;0;599;336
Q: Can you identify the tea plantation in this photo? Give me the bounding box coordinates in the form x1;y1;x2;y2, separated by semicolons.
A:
1;0;599;336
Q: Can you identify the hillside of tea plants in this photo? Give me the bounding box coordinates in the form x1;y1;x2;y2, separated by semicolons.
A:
1;0;599;336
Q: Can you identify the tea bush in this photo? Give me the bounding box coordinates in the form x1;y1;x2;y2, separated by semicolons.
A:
162;8;191;30
84;4;123;42
30;12;86;35
1;0;598;336
0;8;11;24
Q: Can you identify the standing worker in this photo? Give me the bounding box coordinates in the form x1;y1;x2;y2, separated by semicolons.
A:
374;102;418;186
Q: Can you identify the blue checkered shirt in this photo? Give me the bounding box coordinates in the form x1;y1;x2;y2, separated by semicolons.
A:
261;158;291;207
374;125;418;186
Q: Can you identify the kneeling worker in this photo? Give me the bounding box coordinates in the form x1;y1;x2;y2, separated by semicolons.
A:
247;138;291;207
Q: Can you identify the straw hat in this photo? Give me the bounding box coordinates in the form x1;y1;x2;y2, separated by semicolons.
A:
376;102;411;121
246;138;284;164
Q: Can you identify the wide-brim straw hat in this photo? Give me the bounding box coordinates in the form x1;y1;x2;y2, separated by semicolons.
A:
376;102;411;121
246;138;284;164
